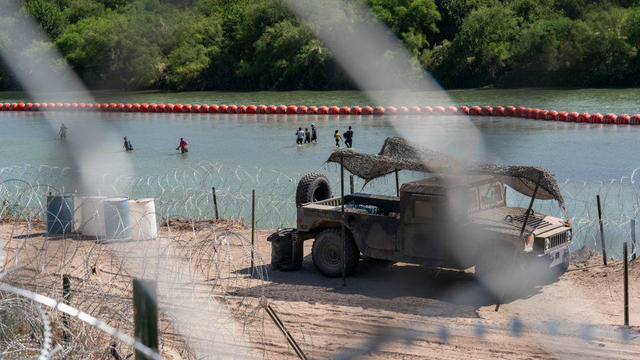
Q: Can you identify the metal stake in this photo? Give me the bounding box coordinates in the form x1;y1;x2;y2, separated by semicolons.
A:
251;189;255;274
212;187;219;219
624;242;629;327
349;174;354;194
597;195;607;266
632;219;637;261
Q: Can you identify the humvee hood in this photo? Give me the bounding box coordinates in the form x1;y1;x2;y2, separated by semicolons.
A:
327;137;565;210
469;207;566;236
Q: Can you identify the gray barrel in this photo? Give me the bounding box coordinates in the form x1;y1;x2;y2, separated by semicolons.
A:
104;197;130;239
47;195;73;234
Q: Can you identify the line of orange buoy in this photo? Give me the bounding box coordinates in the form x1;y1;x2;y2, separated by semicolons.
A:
2;102;639;125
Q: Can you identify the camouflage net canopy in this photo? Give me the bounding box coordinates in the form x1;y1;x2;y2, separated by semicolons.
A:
327;137;565;209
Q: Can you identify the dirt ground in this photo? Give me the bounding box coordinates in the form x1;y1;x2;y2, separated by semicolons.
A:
2;219;640;359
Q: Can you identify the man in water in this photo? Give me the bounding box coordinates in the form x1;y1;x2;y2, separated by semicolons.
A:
334;130;341;147
59;123;68;140
311;123;317;143
296;127;305;145
343;126;354;148
123;136;133;151
304;128;311;143
176;138;188;153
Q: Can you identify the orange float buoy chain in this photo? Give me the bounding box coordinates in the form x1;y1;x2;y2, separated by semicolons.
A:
2;102;639;125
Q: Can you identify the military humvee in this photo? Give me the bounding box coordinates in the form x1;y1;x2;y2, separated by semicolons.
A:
292;173;571;278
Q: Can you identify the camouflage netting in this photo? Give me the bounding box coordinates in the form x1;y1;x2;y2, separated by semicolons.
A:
327;137;565;209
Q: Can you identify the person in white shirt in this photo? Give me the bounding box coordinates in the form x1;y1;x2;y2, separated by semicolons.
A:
296;127;305;145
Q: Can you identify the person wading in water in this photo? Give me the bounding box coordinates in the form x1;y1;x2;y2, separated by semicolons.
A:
123;137;133;151
343;126;354;148
176;138;188;153
334;130;341;147
296;127;305;145
311;123;317;143
59;123;68;140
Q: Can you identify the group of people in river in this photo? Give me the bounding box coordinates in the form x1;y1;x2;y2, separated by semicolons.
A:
296;124;354;148
296;123;318;144
59;123;188;154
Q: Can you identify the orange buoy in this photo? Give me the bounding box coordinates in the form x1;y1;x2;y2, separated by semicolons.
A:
16;103;25;111
504;106;515;116
469;106;481;115
207;104;217;113
227;104;237;113
350;106;362;115
124;104;133;112
244;105;255;114
492;106;505;116
71;103;79;111
217;104;227;113
338;106;350;115
191;104;200;113
182;104;191;113
138;104;146;112
434;106;445;114
398;106;409;115
556;111;567;121
410;106;422;114
387;106;397;114
264;105;275;114
237;105;247;113
171;104;180;113
480;106;492;116
545;110;558;120
276;104;287;114
566;112;578;122
115;103;124;112
361;106;373;115
458;106;469;115
589;113;602;123
616;114;630;125
528;109;539;119
536;110;547;120
32;103;40;111
198;104;207;113
630;114;640;125
576;112;589;123
286;105;298;114
373;106;385;115
423;106;433;114
317;106;328;114
514;106;524;117
328;106;338;115
78;103;86;111
256;105;266;114
603;113;616;124
307;106;318;114
148;104;156;112
297;105;307;114
155;104;164;112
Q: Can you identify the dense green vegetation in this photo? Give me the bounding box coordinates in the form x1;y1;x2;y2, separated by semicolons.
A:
2;0;640;90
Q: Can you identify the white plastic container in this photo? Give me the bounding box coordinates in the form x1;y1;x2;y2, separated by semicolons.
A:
128;198;157;241
80;196;106;237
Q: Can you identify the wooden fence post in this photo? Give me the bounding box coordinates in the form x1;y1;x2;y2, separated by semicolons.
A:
251;189;255;274
133;279;158;360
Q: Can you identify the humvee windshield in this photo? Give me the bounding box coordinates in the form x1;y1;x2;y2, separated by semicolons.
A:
478;183;504;209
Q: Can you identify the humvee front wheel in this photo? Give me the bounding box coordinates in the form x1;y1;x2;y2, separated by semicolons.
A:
312;229;359;277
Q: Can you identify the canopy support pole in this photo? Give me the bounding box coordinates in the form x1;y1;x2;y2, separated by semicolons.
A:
341;154;346;287
496;182;538;312
395;169;399;197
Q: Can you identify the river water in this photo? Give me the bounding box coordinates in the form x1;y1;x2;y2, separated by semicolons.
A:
1;89;640;255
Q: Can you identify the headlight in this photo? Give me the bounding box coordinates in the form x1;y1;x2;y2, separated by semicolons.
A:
544;238;550;251
566;230;572;242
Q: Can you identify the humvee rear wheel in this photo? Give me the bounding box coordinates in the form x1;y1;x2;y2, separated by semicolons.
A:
296;173;332;206
312;229;359;277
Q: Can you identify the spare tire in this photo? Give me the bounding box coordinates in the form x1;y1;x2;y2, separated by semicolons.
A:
296;173;331;206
